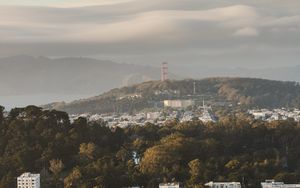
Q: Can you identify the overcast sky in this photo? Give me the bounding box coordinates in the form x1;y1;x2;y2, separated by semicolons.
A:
0;0;300;68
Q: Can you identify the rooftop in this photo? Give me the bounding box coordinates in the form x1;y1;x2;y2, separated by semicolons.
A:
18;172;40;178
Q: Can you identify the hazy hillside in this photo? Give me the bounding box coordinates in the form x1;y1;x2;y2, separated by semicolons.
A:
1;55;300;97
2;55;300;110
0;55;164;95
173;65;300;82
44;77;300;114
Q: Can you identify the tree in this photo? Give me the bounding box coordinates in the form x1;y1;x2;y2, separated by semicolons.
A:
49;159;64;177
0;173;15;188
140;144;174;175
225;159;240;170
188;159;204;185
64;167;82;188
274;172;298;183
79;143;96;159
0;106;4;123
140;133;196;181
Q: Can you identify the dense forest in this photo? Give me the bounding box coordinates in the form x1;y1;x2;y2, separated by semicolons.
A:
0;105;300;187
43;78;300;114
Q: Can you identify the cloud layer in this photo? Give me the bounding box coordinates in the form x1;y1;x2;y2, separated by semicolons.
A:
0;0;300;68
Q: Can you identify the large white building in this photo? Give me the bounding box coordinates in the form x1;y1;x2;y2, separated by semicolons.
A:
261;179;300;188
205;181;241;188
17;173;40;188
164;100;195;108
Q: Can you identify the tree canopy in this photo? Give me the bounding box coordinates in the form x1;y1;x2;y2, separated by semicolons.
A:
0;106;300;187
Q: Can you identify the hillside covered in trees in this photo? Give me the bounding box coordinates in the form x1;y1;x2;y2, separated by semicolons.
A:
1;106;300;187
44;77;300;114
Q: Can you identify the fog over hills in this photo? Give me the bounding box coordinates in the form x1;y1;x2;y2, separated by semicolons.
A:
0;55;163;95
0;55;299;95
1;55;300;109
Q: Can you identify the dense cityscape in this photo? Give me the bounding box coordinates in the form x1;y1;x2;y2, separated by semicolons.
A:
67;106;300;129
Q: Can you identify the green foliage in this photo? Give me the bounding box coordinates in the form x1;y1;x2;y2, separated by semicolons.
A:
188;159;204;186
225;160;240;170
79;143;97;160
49;159;64;176
0;105;4;122
64;167;82;188
1;106;300;187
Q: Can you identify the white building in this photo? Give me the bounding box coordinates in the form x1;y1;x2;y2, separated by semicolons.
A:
146;112;161;120
17;172;40;188
198;101;216;123
159;182;184;188
261;179;300;188
205;181;241;188
164;100;195;108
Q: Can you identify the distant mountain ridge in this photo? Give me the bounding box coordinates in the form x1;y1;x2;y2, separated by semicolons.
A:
0;55;165;95
43;77;300;114
181;65;300;82
1;55;300;97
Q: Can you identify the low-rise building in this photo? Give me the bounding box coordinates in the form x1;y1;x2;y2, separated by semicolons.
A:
248;108;300;122
159;182;184;188
17;172;40;188
261;179;300;188
146;112;161;120
181;111;195;122
205;181;241;188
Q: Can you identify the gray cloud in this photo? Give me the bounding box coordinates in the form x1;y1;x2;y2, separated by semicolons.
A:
0;0;300;68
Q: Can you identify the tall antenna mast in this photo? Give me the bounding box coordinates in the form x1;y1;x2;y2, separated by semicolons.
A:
193;81;196;95
161;62;168;81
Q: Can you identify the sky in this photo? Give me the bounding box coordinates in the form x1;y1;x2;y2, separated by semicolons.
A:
0;0;134;7
0;0;300;68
